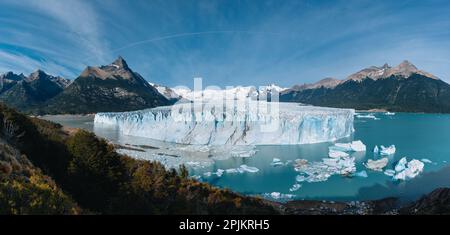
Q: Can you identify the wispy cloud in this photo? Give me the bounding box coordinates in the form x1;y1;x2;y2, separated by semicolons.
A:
0;0;449;85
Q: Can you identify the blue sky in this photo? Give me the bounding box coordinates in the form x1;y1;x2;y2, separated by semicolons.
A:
1;0;450;87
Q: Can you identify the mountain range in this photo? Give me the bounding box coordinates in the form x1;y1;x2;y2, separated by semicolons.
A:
280;61;450;113
0;70;71;111
0;58;449;114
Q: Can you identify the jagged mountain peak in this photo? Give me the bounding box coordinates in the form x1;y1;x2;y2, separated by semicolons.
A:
28;69;50;81
111;56;129;70
346;60;438;81
0;71;26;81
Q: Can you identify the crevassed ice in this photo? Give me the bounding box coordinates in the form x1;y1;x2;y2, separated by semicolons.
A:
94;101;354;145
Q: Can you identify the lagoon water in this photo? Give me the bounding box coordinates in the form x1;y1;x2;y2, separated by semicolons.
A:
43;112;450;203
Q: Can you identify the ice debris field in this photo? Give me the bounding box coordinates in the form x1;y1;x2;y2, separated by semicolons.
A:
94;101;354;145
196;139;430;201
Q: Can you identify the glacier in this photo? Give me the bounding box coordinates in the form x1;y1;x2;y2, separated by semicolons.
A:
94;101;354;145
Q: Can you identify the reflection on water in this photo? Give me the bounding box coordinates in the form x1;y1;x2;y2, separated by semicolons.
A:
41;113;450;202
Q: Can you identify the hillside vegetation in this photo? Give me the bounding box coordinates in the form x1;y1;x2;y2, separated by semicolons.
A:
0;103;277;214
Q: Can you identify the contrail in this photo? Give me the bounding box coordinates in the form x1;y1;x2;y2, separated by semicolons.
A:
84;30;285;62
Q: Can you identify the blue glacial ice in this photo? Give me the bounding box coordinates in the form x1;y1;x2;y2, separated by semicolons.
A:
94;101;354;145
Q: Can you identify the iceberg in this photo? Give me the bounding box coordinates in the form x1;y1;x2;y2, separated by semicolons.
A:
394;157;408;172
364;158;389;171
384;169;396;177
354;170;368;178
380;145;396;155
289;184;302;192
238;164;260;173
270;158;285;167
328;150;349;158
421;158;432;164
385;112;396;116
329;140;366;152
94;101;354;145
265;192;297;200
373;145;379;154
356;114;380;120
393;159;424;181
294;154;356;183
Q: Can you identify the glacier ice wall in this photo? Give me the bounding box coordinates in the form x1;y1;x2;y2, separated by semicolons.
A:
94;101;354;145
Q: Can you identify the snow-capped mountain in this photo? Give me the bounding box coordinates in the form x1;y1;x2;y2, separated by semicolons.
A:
148;83;181;102
171;84;287;102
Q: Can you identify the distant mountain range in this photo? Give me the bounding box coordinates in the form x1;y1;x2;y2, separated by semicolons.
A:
0;70;71;111
0;58;449;114
280;61;450;113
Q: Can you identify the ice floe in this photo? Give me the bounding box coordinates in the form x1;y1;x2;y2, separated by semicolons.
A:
356;114;380;120
374;145;379;154
421;158;433;164
385;112;396;116
393;158;424;181
394;157;408;172
238;164;260;173
380;145;396;155
289;184;302;192
384;169;396;177
329;140;366;152
354;170;368;178
294;154;356;183
263;192;297;200
364;158;389;171
328;150;349;158
270;158;286;167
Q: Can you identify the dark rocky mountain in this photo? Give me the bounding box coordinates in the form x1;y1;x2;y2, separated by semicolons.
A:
0;70;70;111
280;61;450;113
0;72;26;93
41;57;171;114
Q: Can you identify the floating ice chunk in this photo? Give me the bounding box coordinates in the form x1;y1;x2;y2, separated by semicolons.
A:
203;172;212;177
289;184;302;192
385;112;396;116
328;150;349;158
215;169;225;177
395;157;408;172
239;164;259;173
191;175;202;180
294;159;309;171
380;145;396;155
384;169;396;177
356;114;380;120
354;170;368;178
270;192;281;199
351;141;367;152
270;158;285;166
421;158;432;164
374;146;379;154
330;140;366;152
330;143;352;152
393;159;424;181
365;158;389;171
296;175;307;182
265;192;297;200
225;168;242;174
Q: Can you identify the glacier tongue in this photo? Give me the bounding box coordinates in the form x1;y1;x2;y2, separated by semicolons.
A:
94;101;354;145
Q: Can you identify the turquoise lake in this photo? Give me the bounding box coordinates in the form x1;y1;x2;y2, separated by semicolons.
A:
43;112;450;203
